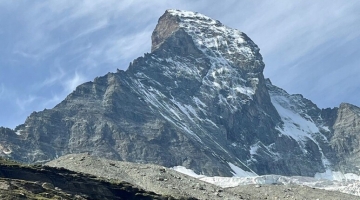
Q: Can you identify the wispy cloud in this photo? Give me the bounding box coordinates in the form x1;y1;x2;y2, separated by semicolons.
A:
106;29;153;63
16;95;37;111
233;1;360;66
63;72;86;93
42;94;62;109
40;65;66;88
78;27;153;72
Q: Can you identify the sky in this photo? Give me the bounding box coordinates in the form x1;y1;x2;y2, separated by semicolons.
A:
0;1;359;128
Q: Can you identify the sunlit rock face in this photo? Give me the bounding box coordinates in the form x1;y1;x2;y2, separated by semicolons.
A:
1;9;360;177
331;103;360;173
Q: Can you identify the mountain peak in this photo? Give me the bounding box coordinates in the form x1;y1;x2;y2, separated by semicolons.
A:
151;10;264;73
151;9;218;51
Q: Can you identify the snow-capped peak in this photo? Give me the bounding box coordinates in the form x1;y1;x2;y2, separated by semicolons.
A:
166;9;261;71
148;9;266;114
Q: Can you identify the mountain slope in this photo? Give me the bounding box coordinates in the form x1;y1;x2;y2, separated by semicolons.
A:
1;9;360;177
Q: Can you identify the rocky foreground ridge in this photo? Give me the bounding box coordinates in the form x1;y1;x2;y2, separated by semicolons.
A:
1;9;360;179
0;156;181;200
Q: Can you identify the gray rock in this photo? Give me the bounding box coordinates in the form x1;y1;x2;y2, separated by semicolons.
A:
331;103;360;173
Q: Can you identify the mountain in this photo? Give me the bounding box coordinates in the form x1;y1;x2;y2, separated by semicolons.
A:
1;9;360;177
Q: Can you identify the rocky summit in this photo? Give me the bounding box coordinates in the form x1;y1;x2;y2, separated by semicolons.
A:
1;9;360;178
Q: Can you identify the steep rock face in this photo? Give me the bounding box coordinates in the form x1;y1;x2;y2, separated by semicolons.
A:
266;80;338;175
1;10;360;177
331;103;360;173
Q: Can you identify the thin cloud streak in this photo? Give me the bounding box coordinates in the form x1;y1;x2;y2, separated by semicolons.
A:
240;1;360;65
40;65;66;88
103;28;154;65
63;72;86;94
16;95;37;111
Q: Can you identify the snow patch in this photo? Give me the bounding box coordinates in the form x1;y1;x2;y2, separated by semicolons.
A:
193;97;206;108
271;95;331;169
234;86;255;97
228;162;257;177
321;125;331;132
129;79;204;143
250;143;260;155
272;96;320;142
172;166;205;178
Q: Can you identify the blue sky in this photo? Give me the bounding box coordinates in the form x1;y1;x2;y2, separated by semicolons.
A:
0;1;359;128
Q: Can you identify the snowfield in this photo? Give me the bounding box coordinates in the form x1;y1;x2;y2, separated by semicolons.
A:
173;165;360;197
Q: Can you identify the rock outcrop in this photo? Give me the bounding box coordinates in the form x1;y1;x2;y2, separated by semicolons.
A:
331;103;360;173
